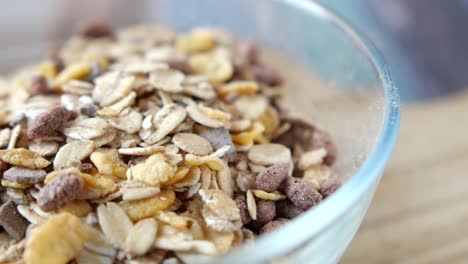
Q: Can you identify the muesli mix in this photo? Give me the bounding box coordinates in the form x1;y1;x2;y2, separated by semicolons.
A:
0;23;341;263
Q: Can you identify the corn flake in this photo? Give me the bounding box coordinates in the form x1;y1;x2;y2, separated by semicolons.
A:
23;213;88;264
90;149;128;179
0;148;51;169
121;189;175;221
130;153;175;186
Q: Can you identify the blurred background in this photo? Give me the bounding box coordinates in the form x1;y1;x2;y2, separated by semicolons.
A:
0;0;467;263
323;1;468;263
322;0;468;101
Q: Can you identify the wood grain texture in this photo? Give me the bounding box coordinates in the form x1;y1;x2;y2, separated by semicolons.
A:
341;90;468;264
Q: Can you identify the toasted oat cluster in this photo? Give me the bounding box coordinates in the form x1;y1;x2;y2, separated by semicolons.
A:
0;23;341;263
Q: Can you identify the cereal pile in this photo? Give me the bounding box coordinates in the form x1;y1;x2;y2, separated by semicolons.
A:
0;23;341;263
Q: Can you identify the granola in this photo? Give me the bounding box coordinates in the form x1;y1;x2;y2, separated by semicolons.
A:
0;23;342;263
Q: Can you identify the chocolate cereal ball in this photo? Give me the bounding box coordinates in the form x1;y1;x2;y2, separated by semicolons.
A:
259;218;289;234
280;177;323;210
256;163;289;192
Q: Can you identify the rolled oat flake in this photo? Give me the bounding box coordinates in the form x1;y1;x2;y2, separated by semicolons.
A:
248;143;292;166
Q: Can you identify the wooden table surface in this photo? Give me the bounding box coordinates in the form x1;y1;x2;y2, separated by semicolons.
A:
341;89;468;264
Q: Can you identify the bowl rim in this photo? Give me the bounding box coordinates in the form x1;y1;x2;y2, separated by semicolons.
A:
216;0;400;262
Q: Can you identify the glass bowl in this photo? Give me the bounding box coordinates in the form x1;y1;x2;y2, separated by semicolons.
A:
0;0;400;263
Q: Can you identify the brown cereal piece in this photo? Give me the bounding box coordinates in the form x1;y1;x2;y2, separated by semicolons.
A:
274;117;315;150
66;160;94;174
50;53;65;72
27;106;72;139
80;103;98;117
172;133;213;155
3;166;47;185
276;199;304;219
0;160;8;176
236;40;259;66
37;172;84;211
166;58;193;74
256;163;289;192
30;75;50;95
78;21;115;38
280;177;323;210
319;178;342;198
259;218;289;234
234;194;251;225
252;64;283;87
275;118;337;165
24;212;88;264
0;201;30;241
250;199;276;230
0;148;51;169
